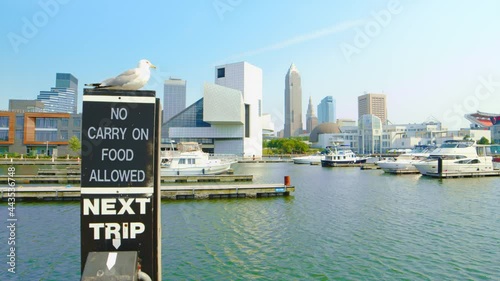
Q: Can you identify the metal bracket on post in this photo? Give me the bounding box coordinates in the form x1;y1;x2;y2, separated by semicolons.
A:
81;251;145;281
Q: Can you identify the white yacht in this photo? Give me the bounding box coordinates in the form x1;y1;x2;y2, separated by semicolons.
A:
292;154;324;165
321;145;367;167
376;145;435;174
160;142;236;176
413;140;498;177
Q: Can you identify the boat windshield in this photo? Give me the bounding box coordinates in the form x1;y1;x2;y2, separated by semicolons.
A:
428;155;468;160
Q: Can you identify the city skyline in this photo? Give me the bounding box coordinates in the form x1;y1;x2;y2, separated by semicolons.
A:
2;1;500;131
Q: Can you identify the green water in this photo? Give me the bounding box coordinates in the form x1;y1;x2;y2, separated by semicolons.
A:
1;163;499;280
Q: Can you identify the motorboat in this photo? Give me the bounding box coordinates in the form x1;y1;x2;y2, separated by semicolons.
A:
321;145;367;167
413;140;498;176
376;145;435;174
292;153;324;165
160;142;236;176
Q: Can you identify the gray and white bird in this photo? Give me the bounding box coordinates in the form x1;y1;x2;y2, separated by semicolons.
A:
85;59;157;90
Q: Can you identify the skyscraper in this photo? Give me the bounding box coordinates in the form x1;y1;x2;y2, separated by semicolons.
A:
317;96;336;124
163;78;186;123
306;96;318;133
358;93;387;124
284;63;302;137
37;73;78;114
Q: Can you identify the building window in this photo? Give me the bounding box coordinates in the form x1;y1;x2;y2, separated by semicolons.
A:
36;118;58;128
0;131;8;141
217;68;225;78
61;118;69;127
15;129;23;142
245;104;250;138
35;131;57;142
60;130;68;140
0;117;8;128
72;131;81;140
16;116;24;127
73;117;81;127
258;99;262;117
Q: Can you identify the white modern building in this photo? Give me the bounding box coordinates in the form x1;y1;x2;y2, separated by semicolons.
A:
163;78;186;123
162;61;263;158
215;61;263;158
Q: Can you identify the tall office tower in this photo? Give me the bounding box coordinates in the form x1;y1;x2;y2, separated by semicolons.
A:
317;96;336;124
163;78;187;123
358;93;387;124
306;96;318;133
284;63;303;137
215;61;263;157
37;73;78;113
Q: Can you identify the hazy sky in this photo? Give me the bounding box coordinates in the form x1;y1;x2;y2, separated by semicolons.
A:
2;0;500;130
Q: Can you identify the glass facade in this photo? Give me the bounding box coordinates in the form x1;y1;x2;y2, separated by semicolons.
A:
36;118;58;128
37;73;78;114
317;96;336;124
163;79;187;123
164;98;210;132
358;114;382;154
0;116;8;128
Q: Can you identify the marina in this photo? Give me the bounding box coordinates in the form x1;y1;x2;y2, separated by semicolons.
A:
1;162;498;280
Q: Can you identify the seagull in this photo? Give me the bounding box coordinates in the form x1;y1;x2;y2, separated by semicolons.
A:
85;59;157;90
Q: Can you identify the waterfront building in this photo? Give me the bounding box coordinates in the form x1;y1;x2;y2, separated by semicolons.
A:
284;63;303;137
317;96;336;124
306;96;318;133
359;114;383;154
9;99;45;113
37;73;78;114
358;93;387;125
0;111;81;156
310;117;491;154
261;113;275;139
465;111;500;143
162;61;263;158
215;61;263;157
163;78;187;123
337;119;356;127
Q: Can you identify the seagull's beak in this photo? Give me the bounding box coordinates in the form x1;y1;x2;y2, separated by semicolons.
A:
150;63;157;69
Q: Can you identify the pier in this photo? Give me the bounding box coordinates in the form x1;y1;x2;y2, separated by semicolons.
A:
0;184;294;201
424;171;500;178
0;174;253;184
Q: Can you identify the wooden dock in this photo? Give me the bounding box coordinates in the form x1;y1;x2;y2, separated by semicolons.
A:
360;164;381;170
423;170;500;178
0;184;294;201
0;174;253;184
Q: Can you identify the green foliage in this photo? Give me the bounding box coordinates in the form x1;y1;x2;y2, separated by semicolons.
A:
68;136;81;155
263;138;309;154
477;136;490;145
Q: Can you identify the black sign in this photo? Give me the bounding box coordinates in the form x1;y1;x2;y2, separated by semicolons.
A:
80;89;161;280
81;194;154;273
81;98;155;188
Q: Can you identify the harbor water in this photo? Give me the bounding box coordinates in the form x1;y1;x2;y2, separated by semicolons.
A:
1;162;499;280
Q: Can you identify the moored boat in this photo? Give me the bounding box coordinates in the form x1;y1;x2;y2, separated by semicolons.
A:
321;145;367;167
376;145;434;174
413;140;499;177
160;142;236;176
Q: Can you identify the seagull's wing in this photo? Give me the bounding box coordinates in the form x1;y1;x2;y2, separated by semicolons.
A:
101;68;141;87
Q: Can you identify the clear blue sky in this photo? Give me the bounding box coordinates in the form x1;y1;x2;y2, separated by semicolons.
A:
2;0;500;130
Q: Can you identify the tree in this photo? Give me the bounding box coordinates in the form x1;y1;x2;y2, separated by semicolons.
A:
68;136;81;155
477;136;490;145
